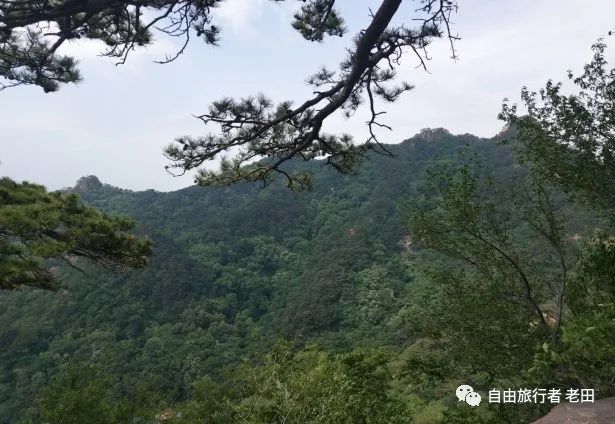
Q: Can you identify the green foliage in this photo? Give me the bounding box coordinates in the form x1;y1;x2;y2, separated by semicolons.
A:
500;40;615;214
292;0;346;42
495;40;615;407
0;130;611;423
160;1;459;189
399;145;614;422
0;0;358;93
0;28;81;92
529;235;615;398
0;177;151;290
39;366;134;424
403;154;573;343
180;345;412;424
0;0;224;92
0;131;474;422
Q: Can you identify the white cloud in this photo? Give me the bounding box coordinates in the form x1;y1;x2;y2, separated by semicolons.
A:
215;0;269;39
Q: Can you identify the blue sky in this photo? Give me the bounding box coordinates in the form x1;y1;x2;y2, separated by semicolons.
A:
1;0;614;191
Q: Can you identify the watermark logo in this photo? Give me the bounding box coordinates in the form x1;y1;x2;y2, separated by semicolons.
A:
456;384;481;406
456;385;595;406
488;388;594;404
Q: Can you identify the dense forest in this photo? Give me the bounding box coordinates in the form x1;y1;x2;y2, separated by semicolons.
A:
2;1;614;423
1;127;613;423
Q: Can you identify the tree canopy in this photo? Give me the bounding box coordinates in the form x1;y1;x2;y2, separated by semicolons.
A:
500;40;615;214
1;0;459;188
403;156;573;344
1;131;612;423
0;177;152;290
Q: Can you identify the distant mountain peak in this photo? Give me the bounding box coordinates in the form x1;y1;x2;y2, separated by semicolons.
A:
73;175;103;193
415;127;451;141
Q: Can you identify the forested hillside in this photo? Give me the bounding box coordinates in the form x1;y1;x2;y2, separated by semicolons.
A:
1;129;612;423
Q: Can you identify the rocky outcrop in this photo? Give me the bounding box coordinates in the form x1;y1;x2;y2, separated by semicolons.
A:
73;175;103;194
532;397;615;424
415;127;451;142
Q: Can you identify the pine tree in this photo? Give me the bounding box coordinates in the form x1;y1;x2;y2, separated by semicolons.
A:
1;1;458;188
0;177;151;290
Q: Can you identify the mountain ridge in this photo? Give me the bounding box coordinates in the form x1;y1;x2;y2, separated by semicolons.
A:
0;129;518;423
66;127;491;195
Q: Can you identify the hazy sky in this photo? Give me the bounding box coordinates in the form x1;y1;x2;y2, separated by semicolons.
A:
1;0;614;191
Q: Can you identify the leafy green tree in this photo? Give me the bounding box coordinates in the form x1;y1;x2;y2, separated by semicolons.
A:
37;364;161;424
1;0;459;188
402;147;615;420
404;156;574;344
500;40;615;213
215;344;411;424
38;369;128;424
498;40;615;400
174;376;235;424
0;177;151;290
529;235;615;398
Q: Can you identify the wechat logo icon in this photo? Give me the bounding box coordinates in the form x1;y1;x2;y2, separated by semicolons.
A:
456;384;481;406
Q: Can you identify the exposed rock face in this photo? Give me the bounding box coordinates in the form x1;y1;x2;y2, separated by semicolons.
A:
532;397;615;424
73;175;103;194
415;127;451;142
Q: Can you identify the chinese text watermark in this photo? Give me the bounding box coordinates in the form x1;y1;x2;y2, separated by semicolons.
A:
456;385;595;406
488;388;595;404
